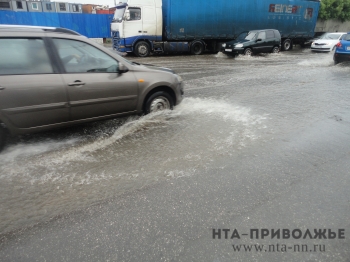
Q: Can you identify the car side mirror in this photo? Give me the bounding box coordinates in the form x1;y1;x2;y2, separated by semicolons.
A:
118;63;128;73
256;38;262;42
124;10;130;21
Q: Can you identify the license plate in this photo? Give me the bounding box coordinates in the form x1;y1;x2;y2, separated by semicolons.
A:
225;49;232;52
347;47;350;51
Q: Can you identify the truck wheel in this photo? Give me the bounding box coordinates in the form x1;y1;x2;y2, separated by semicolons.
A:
282;39;292;51
145;91;173;114
244;48;253;56
190;41;204;55
134;41;150;57
271;46;280;53
0;126;6;152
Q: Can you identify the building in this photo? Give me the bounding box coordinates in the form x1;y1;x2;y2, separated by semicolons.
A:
0;0;12;11
12;1;28;12
26;1;43;12
0;0;82;13
68;3;82;13
42;1;56;12
55;2;69;13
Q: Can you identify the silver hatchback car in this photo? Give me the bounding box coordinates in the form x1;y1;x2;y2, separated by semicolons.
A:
0;25;184;150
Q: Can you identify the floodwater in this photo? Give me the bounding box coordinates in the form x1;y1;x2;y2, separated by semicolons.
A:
0;48;348;234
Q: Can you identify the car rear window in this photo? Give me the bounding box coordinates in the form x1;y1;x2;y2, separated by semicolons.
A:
266;31;275;39
342;34;350;41
0;38;53;75
320;33;342;40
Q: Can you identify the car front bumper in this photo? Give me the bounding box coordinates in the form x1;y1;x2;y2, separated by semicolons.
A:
175;81;184;105
222;47;244;55
311;46;332;52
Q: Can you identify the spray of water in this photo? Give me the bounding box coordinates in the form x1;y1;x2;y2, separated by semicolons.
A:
0;97;267;234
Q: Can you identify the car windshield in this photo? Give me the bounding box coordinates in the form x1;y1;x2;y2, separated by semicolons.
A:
245;32;257;41
112;6;126;22
319;33;342;40
235;32;256;41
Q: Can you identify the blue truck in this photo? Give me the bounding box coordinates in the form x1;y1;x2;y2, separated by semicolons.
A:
111;0;321;57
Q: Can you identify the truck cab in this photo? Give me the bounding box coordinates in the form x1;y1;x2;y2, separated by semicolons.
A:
111;0;162;56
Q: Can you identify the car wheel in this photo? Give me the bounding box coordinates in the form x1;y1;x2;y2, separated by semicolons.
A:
244;48;253;56
191;41;204;55
282;39;292;51
271;46;280;53
145;91;174;114
0;126;6;152
134;41;150;57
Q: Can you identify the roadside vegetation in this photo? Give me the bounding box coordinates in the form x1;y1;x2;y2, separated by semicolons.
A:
319;0;350;22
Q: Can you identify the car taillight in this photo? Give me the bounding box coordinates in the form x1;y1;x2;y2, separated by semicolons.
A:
336;42;342;48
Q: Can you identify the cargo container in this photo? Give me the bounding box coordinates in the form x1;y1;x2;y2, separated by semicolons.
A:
111;0;320;57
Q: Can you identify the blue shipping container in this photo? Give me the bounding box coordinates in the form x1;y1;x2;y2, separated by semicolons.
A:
0;11;113;38
163;0;320;40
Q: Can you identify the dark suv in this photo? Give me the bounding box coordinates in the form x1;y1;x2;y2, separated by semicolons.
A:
222;29;281;56
0;25;184;151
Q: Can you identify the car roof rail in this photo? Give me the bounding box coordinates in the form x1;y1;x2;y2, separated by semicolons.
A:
0;24;81;36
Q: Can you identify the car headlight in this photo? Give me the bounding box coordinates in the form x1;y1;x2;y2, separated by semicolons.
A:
235;44;243;48
176;74;183;82
222;43;226;48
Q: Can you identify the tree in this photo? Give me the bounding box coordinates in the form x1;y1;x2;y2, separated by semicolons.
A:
318;0;350;22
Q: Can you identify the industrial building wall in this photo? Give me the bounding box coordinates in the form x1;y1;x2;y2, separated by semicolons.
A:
11;1;28;12
315;19;350;33
0;10;113;38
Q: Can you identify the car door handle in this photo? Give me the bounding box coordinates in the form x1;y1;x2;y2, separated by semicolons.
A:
68;81;85;87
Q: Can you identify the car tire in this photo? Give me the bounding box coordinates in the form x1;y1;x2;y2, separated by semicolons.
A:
190;41;204;55
244;48;253;56
282;39;292;51
0;126;6;152
134;41;150;57
271;46;280;53
145;91;174;114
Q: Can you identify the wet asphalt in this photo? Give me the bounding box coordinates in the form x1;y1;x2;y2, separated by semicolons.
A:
0;47;349;261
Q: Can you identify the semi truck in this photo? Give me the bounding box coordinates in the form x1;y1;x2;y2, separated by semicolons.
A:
111;0;320;57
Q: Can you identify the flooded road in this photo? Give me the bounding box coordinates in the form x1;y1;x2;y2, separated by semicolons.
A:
1;48;349;261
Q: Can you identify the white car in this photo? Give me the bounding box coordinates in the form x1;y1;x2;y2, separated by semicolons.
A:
311;32;347;52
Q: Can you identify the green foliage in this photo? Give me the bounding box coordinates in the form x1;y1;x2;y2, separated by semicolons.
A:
319;0;350;22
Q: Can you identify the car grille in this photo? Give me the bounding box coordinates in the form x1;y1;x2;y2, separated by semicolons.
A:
112;31;121;50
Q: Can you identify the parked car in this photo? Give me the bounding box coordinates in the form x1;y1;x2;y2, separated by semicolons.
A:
334;32;350;65
310;32;347;52
221;29;281;56
0;25;184;151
